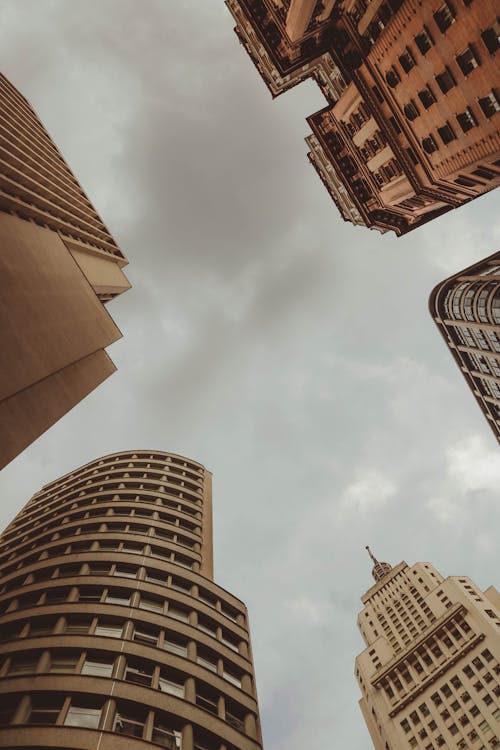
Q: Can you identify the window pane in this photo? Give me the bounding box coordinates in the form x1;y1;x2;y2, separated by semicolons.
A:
65;705;101;728
81;658;113;677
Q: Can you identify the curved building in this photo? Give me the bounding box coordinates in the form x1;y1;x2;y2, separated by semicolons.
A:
429;250;500;443
0;450;262;750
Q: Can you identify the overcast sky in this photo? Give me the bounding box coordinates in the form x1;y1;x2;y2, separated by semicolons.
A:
0;2;499;748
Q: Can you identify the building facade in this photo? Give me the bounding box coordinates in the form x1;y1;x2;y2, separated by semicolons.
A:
0;72;130;469
227;0;500;235
355;548;500;750
429;249;500;443
0;450;262;750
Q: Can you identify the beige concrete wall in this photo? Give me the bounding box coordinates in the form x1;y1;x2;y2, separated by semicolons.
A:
0;213;121;401
0;349;115;469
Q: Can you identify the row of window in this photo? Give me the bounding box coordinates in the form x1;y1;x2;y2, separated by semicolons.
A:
0;692;241;750
0;585;244;649
2;516;199;561
1;647;251;725
420;91;500;157
380;613;476;700
1;561;242;624
1;610;241;659
6;483;204;543
40;453;203;495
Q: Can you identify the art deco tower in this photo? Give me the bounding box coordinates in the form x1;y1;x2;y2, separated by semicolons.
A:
0;451;262;750
429;249;500;443
0;72;130;469
355;548;500;750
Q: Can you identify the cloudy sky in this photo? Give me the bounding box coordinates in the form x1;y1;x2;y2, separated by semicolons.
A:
0;2;499;747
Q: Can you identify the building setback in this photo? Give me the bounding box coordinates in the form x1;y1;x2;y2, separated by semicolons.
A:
430;249;500;443
0;450;262;750
0;72;130;469
226;0;500;235
355;548;500;750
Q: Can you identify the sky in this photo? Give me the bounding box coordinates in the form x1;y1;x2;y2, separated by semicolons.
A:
0;2;499;748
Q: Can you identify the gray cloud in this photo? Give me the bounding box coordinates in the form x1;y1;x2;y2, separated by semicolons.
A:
0;1;499;748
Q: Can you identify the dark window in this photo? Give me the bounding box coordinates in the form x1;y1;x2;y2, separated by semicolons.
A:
454;175;478;187
415;27;434;54
434;2;456;33
478;90;500;117
418;85;437;109
29;694;65;725
406;147;418;164
404;100;420;120
472;166;497;180
386;68;401;88
456;107;478;132
389;115;402;133
372;85;384;103
436;67;457;93
399;47;416;73
456;45;481;75
422;135;438;153
481;23;500;54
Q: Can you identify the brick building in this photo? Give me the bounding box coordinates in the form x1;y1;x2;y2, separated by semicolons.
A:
227;0;500;235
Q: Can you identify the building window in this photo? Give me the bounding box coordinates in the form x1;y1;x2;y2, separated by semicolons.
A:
161;633;187;656
94;620;123;638
418;85;437;109
159;671;185;697
481;23;500;55
125;661;153;686
64;703;101;729
415;27;434;54
422;135;438;153
456;45;481;75
438;122;457;144
436;67;457;93
114;705;146;738
434;2;456;33
50;653;79;673
29;695;64;725
8;654;39;675
456;107;478;132
81;656;114;677
478;90;500;117
399;47;416;73
168;606;189;623
152;722;182;749
133;625;159;647
104;591;130;606
404;100;420;120
386;68;401;87
139;595;164;613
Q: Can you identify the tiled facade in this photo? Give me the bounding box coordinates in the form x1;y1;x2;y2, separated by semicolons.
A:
0;451;262;750
0;73;130;468
226;0;500;235
429;250;500;443
356;550;500;749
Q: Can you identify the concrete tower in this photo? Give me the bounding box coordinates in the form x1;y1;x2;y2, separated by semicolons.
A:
429;249;500;444
0;451;262;750
356;548;500;749
0;72;130;469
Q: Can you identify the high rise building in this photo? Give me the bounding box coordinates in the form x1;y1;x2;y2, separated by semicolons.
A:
227;0;500;235
0;72;130;469
0;450;262;750
355;547;500;750
429;249;500;443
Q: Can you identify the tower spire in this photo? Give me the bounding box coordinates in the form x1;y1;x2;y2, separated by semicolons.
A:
365;545;392;582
